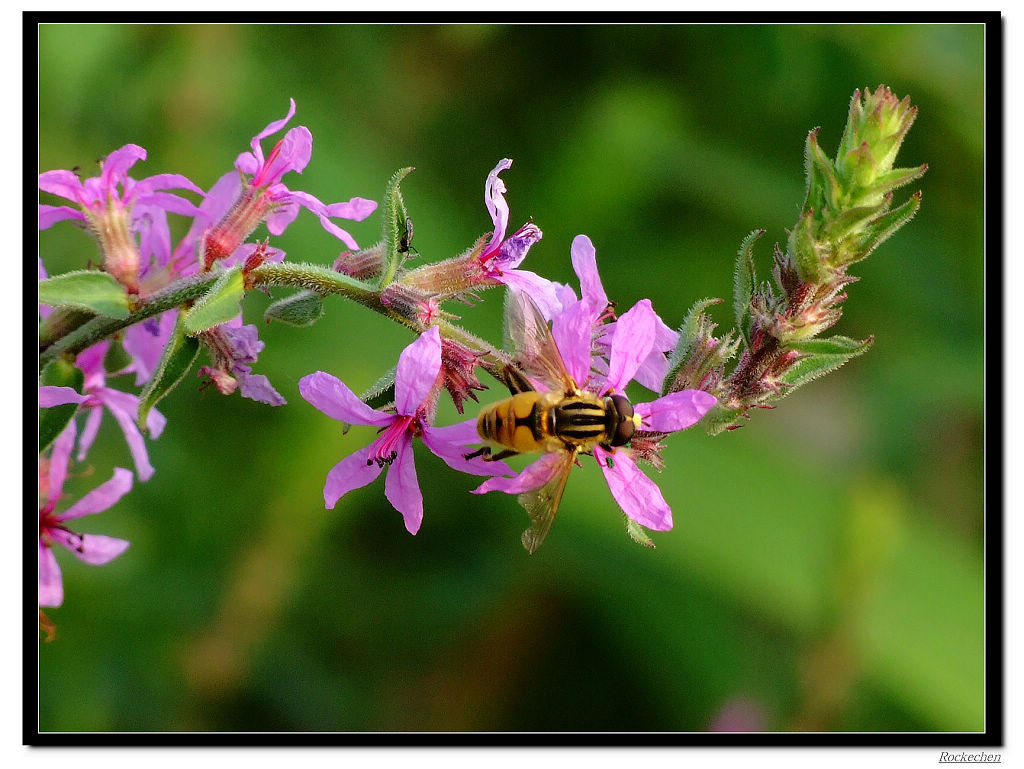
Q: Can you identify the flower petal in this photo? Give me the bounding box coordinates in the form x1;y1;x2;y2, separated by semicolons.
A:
424;417;483;446
473;452;564;495
383;435;423;534
38;204;84;230
97;389;157;481
394;327;442;416
60;467;134;521
38;543;63;608
73;534;131;566
635;390;717;433
299;371;392;427
595;447;672;531
327;197;378;222
253;98;297;147
499;270;562;321
101;144;147;187
39;169;85;202
421;424;512;477
76;407;104;463
603;299;657;393
237;368;287;406
550;299;594;387
570;234;608;313
324;444;384;509
483;158;513;251
39;385;87;408
45;420;77;502
259;126;313;183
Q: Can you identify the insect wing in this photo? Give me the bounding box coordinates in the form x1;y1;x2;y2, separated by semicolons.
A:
503;289;575;394
518;449;576;554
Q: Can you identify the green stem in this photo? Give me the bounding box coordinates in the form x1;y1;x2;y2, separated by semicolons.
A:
38;262;426;373
39;273;219;370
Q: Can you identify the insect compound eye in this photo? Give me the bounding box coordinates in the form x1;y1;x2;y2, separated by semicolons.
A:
607;394;635;447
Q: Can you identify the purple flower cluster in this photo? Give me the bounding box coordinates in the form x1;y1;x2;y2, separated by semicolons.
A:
38;100;376;619
38;98;719;627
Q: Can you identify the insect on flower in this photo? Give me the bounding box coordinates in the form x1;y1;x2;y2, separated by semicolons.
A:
467;291;643;552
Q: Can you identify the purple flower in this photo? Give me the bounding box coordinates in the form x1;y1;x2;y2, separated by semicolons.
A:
39;144;204;292
474;294;715;532
473;159;560;316
201;99;376;268
197;318;286;406
74;341;166;481
557;235;680;391
299;327;509;535
39;421;132;608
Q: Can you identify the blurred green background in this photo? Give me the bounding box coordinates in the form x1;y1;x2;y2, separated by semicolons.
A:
37;24;985;733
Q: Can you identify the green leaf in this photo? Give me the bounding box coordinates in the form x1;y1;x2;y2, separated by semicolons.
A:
264;290;326;327
138;313;201;430
38;270;131;319
780;335;873;390
624;516;655;549
803;128;841;214
733;229;764;347
39;358;85;452
844;192;922;263
787;210;828;285
701;403;748;436
379;166;415;287
183;267;245;335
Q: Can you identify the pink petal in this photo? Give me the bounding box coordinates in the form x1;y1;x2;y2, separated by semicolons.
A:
595;447;672;531
38;543;63;608
262;126;313;181
604;299;657;393
421;424;513;477
136;191;202;218
499;270;562;321
75;340;110;382
253;98;297;147
46;420;77;501
473;452;564;495
484;158;513;249
323;444;383;509
101;144;147;186
39;169;85;202
570;234;608;312
394;327;441;415
327;197;378;222
120;310;177;386
424;417;483;446
60;467;133;521
73;534;131;566
635;390;717;433
38;204;84;230
76;407;103;463
550;299;594;387
97;388;157;481
316;215;360;250
264;197;301;236
39;385;87;408
383;435;423;534
133;172;205;197
299;371;392;427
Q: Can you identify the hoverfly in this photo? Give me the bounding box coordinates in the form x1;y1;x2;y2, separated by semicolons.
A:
469;290;640;553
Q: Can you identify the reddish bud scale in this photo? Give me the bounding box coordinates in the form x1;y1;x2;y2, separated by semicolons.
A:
440;338;488;414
